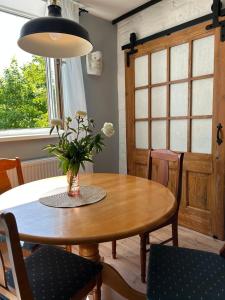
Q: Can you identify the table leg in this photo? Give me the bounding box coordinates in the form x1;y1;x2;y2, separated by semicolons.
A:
78;244;146;300
79;243;100;261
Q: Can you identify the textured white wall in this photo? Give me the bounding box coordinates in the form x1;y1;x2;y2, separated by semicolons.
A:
117;0;225;173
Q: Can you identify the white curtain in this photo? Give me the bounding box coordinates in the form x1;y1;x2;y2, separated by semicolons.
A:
60;0;93;173
60;0;87;119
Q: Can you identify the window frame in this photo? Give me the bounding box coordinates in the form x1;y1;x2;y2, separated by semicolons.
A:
0;6;63;142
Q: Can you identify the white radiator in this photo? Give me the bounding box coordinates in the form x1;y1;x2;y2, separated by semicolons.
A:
7;157;63;187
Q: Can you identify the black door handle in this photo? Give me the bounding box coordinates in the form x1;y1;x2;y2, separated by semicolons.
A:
217;123;223;145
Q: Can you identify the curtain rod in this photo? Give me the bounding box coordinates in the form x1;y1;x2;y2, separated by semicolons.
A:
122;8;225;51
112;0;162;25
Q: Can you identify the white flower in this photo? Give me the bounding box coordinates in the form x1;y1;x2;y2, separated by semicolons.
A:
76;111;87;119
102;122;115;137
50;118;63;127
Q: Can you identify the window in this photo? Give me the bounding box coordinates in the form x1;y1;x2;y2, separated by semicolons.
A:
0;9;61;139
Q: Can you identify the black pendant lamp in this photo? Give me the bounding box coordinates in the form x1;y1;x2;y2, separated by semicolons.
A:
18;0;93;58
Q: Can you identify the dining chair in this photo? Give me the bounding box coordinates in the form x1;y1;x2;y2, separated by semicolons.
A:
112;149;184;283
147;243;225;299
0;158;24;195
0;157;72;257
0;158;36;267
0;212;102;300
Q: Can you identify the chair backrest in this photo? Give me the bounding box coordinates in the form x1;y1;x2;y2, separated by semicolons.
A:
0;158;24;194
147;150;184;209
0;212;33;300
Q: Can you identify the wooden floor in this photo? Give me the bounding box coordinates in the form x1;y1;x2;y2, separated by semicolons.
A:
81;225;224;300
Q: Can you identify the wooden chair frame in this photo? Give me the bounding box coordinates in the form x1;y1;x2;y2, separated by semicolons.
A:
0;212;99;300
0;158;72;256
112;149;184;283
0;158;24;195
140;149;184;282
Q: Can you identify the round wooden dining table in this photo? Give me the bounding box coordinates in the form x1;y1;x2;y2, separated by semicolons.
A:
0;173;176;299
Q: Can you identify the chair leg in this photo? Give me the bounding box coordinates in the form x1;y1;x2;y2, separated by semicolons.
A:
146;234;150;245
112;240;117;259
172;221;178;247
140;233;148;283
66;245;72;252
93;274;102;300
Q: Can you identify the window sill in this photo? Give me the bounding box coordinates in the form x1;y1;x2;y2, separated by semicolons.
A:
0;128;57;142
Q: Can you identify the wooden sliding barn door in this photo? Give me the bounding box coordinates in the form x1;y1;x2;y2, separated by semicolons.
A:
126;22;225;239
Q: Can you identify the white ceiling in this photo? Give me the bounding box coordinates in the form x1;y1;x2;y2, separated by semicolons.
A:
76;0;150;21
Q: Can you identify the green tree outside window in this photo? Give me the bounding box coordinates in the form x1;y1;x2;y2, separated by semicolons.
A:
0;56;48;130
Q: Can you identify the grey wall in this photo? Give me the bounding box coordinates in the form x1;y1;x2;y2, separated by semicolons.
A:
0;137;58;160
80;14;118;173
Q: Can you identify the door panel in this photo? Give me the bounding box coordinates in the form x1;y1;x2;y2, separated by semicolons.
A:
188;173;209;210
125;21;225;239
179;153;213;235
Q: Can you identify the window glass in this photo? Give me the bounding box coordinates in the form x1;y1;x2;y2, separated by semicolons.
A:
0;11;49;130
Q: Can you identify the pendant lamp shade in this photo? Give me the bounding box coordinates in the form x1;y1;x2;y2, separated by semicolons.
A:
18;5;93;58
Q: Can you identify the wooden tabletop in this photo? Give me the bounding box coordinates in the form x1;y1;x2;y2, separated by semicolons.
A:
0;173;176;245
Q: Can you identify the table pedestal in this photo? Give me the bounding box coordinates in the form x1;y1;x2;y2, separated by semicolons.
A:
79;244;102;300
78;244;146;300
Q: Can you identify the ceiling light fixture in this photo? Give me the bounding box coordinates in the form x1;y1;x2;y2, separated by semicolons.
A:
17;0;93;58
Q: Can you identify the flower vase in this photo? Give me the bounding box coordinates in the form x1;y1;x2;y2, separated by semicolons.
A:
67;171;80;197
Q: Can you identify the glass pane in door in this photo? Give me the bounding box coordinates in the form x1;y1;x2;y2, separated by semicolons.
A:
170;83;188;117
170;120;188;152
193;35;214;76
151;86;167;117
135;89;148;119
135;55;149;87
151;121;166;149
192;78;213;116
135;121;148;149
191;119;212;154
151;50;167;84
170;43;189;80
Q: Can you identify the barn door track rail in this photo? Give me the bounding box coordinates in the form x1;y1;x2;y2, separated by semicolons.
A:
123;0;225;67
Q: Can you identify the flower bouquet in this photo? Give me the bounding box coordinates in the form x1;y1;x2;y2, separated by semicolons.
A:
44;111;115;196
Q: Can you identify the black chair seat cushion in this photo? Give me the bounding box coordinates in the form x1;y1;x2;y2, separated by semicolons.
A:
6;245;102;300
147;244;225;300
